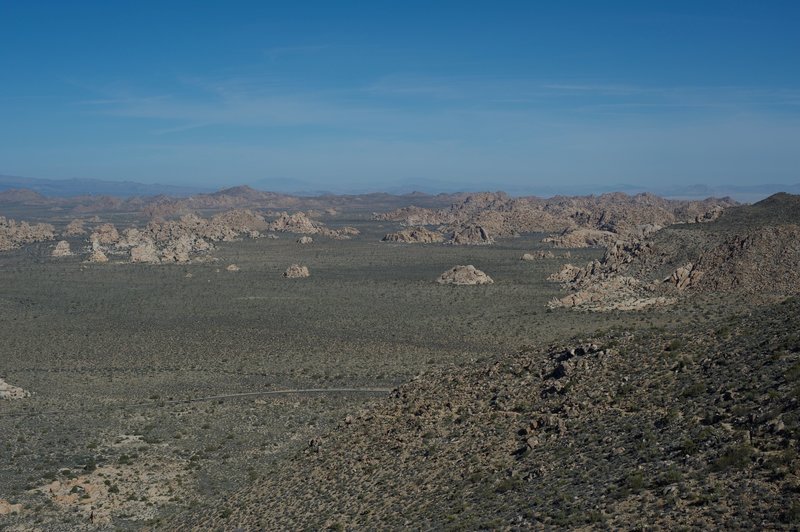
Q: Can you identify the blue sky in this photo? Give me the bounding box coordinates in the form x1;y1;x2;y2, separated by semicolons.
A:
1;1;799;192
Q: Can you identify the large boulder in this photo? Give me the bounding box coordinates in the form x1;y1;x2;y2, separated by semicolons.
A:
0;377;29;400
297;236;313;244
283;264;310;278
130;241;161;263
51;240;72;257
436;265;494;285
63;219;86;237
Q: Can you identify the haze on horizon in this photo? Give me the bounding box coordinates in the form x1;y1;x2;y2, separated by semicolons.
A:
1;1;799;194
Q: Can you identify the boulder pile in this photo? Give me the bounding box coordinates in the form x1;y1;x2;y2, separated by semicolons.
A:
51;240;72;257
382;226;444;243
436;265;494;285
283;264;310;278
0;216;55;252
0;377;29;400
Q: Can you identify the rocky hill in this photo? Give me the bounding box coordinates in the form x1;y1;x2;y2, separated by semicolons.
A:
375;192;735;244
177;295;800;529
549;193;800;310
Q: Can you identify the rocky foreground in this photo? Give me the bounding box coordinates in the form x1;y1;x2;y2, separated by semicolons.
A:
177;294;800;529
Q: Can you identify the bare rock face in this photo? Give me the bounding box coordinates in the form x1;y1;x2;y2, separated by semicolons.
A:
226;264;240;272
667;263;704;291
0;216;56;251
522;250;555;261
283;264;310;278
130;241;160;264
437;265;494;285
0;377;29;400
51;240;72;257
63;219;86;236
0;499;22;515
297;236;313;244
543;228;618;248
90;223;120;246
382;227;444;244
448;225;493;245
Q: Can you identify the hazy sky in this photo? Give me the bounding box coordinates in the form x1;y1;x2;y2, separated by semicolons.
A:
1;1;799;192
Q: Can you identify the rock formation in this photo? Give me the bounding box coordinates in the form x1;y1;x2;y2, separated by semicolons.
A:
226;264;240;272
447;225;493;245
0;377;29;400
297;236;313;244
436;265;494;285
283;264;310;278
62;219;86;236
543;228;618;248
89;223;120;245
382;227;444;243
51;240;72;257
0;216;55;251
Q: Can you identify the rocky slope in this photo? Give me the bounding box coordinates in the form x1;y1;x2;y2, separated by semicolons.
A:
549;193;800;310
178;295;800;529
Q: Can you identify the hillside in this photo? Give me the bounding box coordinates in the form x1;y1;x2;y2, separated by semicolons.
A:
179;296;800;529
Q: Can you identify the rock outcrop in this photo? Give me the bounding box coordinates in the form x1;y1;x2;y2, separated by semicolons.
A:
0;216;55;251
62;219;86;236
51;240;72;257
0;377;29;400
297;236;313;244
447;225;493;245
543;228;618;248
89;223;120;246
283;264;310;278
382;227;444;244
436;265;494;285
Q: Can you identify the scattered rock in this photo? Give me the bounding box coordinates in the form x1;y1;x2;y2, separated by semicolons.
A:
226;264;240;272
297;236;314;244
284;264;310;278
437;265;494;285
0;499;22;515
522;251;555;261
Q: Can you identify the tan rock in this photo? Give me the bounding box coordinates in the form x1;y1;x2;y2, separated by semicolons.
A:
51;240;72;257
0;499;22;515
130;241;160;263
0;377;29;400
90;223;120;245
226;264;240;272
297;236;314;244
63;219;86;236
437;265;494;285
283;264;310;278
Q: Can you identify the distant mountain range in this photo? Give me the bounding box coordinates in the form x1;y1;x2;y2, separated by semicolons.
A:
1;173;797;202
0;174;212;198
